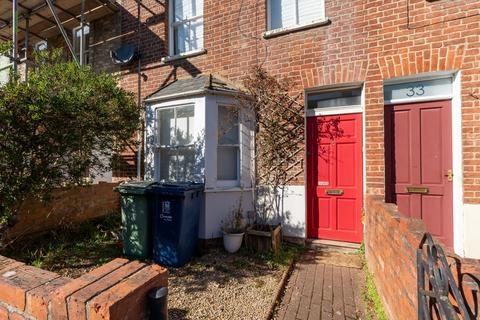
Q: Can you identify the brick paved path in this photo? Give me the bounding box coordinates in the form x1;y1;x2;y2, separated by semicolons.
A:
274;250;366;320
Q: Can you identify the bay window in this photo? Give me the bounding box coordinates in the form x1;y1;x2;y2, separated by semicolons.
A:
217;105;240;184
170;0;204;55
157;105;196;181
268;0;325;30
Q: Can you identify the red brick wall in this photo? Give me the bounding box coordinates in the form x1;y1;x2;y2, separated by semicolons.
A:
0;256;167;320
6;183;120;241
364;195;480;320
363;0;480;202
109;0;480;202
111;0;369;184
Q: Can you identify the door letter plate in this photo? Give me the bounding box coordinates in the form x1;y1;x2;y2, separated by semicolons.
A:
406;187;429;194
325;189;344;195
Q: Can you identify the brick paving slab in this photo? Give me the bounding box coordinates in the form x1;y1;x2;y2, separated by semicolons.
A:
274;250;366;320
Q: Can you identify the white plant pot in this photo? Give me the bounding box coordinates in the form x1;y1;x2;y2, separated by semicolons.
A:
223;232;244;253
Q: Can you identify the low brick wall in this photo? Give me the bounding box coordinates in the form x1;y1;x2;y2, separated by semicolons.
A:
6;183;120;241
0;255;168;320
364;195;480;320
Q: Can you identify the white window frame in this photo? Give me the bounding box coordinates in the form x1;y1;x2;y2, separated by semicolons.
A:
155;104;196;182
305;83;364;117
34;40;48;51
266;0;326;33
0;54;12;85
168;0;204;57
216;104;241;188
72;24;90;65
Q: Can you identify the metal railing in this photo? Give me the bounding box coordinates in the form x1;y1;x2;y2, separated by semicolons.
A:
417;233;471;320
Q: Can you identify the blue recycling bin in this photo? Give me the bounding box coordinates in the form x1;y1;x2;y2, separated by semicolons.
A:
147;183;204;267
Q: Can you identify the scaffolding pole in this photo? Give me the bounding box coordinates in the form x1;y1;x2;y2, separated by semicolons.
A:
80;0;85;65
12;0;18;73
45;0;79;66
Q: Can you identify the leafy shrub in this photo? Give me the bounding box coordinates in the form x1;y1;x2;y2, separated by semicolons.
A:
0;50;140;230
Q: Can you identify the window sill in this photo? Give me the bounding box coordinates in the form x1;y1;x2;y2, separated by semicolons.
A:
161;48;207;63
204;187;253;193
263;18;331;39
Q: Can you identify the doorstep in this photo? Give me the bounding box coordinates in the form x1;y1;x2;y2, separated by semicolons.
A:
306;239;360;254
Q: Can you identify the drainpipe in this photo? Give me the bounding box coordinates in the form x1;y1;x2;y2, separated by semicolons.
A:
24;17;29;81
12;0;18;74
136;0;143;180
80;0;85;66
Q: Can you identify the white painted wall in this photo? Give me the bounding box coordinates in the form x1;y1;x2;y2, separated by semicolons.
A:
201;189;254;239
463;204;480;259
257;185;306;238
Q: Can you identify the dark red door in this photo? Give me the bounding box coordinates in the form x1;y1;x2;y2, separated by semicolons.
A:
385;100;453;247
307;114;363;243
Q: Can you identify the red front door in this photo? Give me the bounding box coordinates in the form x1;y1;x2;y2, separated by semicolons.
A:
307;114;363;243
385;100;453;247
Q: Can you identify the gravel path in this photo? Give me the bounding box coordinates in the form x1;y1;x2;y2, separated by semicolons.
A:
167;248;289;320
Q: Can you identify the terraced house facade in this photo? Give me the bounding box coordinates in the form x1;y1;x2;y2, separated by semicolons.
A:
1;0;480;317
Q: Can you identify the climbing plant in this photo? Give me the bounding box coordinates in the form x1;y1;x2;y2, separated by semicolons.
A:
239;66;341;223
0;49;140;233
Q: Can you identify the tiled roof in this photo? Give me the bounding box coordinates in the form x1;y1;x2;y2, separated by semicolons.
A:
145;74;242;102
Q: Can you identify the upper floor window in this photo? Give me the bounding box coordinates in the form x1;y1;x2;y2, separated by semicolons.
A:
73;24;90;64
268;0;325;30
170;0;204;55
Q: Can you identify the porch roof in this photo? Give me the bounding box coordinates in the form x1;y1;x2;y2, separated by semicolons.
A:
145;74;244;103
0;0;118;42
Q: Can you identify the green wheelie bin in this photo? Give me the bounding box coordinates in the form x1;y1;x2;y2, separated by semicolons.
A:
114;181;157;258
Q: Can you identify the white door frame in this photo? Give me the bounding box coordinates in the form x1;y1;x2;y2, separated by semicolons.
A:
383;71;464;256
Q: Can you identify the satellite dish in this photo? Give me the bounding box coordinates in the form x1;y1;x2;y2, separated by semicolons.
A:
110;44;137;65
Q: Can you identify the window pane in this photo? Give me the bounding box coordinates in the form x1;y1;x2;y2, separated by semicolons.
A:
174;24;188;54
270;0;296;29
160;147;195;181
158;108;175;145
177;147;195;181
73;25;90;63
174;0;203;20
190;18;204;51
297;0;323;25
218;147;239;180
176;105;195;145
218;106;239;145
160;148;177;181
384;78;452;102
307;88;362;109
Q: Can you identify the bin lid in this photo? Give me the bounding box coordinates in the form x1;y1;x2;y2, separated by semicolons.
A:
146;182;204;196
114;181;158;195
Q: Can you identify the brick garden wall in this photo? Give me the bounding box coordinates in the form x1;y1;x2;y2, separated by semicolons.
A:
0;255;167;320
364;195;480;320
5;183;120;241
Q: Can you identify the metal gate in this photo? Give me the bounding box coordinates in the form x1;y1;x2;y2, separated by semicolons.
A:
417;233;471;320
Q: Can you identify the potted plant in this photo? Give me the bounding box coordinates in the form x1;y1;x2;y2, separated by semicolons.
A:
244;188;283;255
221;200;245;254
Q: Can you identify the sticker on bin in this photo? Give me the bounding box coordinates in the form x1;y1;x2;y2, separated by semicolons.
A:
160;201;173;222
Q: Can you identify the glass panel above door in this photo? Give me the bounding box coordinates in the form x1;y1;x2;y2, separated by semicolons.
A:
307;87;362;110
384;77;452;104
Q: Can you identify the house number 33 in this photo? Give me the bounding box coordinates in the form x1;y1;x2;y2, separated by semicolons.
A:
406;84;425;97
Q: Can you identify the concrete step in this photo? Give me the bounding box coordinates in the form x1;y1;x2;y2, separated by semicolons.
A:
306;239;361;254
